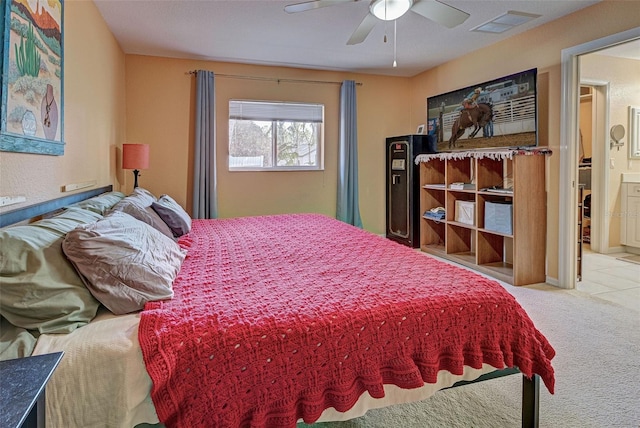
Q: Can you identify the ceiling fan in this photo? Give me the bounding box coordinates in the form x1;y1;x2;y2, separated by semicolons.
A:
284;0;470;45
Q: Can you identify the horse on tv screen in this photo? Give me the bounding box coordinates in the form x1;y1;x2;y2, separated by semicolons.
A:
427;69;538;152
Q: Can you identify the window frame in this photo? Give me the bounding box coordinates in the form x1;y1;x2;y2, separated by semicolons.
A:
228;100;325;172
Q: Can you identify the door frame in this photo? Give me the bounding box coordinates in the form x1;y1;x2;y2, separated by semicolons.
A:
559;27;640;289
579;80;609;255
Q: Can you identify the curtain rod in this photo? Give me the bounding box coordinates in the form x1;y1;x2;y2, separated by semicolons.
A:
188;70;362;86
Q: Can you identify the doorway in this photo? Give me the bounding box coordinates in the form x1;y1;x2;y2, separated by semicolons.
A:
577;81;608;260
559;27;640;289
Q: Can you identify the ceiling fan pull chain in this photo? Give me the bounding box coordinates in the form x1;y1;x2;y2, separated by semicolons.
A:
384;19;388;43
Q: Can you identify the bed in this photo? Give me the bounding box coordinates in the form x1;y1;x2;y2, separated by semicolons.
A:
0;186;555;428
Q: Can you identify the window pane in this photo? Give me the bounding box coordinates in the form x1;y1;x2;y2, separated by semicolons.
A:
229;119;273;167
228;100;324;171
276;121;318;167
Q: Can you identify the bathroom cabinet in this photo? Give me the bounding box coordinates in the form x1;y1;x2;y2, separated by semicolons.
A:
621;181;640;249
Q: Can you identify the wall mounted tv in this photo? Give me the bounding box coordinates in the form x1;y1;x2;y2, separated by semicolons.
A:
426;68;537;152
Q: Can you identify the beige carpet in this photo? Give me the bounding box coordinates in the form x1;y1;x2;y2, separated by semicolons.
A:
299;284;640;428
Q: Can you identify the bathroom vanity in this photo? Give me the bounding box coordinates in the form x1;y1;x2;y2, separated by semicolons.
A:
621;173;640;250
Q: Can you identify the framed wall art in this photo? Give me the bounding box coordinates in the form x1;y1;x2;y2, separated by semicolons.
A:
1;0;64;155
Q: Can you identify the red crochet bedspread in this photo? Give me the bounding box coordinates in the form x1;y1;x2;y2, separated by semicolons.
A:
139;214;555;428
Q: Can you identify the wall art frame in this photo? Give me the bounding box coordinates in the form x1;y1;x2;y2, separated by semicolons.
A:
1;0;64;156
629;106;640;159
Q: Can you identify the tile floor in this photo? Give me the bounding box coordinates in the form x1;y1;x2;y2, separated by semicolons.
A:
576;246;640;312
419;245;639;312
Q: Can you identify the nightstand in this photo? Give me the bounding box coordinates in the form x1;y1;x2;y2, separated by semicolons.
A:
0;352;63;428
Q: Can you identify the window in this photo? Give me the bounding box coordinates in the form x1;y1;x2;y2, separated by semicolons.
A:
229;100;324;171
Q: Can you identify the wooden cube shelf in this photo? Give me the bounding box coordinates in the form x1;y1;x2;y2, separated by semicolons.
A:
417;149;549;286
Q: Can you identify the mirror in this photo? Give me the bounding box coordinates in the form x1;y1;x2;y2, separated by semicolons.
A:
630;106;640;159
611;124;625;141
610;124;625;150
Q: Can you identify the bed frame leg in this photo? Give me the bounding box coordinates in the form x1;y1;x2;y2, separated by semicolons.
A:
522;374;540;428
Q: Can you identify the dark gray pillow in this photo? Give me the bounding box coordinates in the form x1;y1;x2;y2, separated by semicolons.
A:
152;195;192;237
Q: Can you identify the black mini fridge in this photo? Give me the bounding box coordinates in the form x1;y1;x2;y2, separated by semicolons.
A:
386;134;437;247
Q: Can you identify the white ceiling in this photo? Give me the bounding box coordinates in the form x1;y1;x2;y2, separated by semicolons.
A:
593;39;640;61
94;0;608;77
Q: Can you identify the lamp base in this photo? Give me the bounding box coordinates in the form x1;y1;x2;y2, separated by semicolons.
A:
133;169;140;188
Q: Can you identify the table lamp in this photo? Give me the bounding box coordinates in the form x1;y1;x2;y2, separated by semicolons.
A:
122;143;150;188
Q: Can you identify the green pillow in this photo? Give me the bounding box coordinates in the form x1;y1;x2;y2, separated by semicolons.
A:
33;207;104;235
0;316;37;360
0;209;101;334
69;191;126;215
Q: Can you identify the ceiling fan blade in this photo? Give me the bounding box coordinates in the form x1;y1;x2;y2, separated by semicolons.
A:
284;0;352;14
347;13;379;45
410;0;470;28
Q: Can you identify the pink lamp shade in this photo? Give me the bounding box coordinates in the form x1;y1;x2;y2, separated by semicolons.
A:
122;143;150;188
122;144;150;170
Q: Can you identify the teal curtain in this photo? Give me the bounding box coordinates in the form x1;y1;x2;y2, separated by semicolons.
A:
192;70;218;219
336;80;363;228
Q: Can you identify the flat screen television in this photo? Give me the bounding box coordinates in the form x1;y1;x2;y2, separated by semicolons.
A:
426;68;537;152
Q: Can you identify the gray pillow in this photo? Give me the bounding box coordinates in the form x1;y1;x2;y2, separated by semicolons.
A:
62;211;186;315
152;195;192;237
130;187;157;205
109;189;174;239
0;208;102;334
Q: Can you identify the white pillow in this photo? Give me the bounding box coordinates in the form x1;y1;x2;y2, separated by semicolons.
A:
131;187;157;204
62;211;186;315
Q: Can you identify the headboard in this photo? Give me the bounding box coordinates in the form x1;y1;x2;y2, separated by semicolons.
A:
0;185;113;228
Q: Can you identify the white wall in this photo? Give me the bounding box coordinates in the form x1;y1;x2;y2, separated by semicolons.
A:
581;53;640;247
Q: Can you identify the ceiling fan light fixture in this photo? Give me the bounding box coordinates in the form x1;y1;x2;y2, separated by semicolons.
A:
370;0;413;21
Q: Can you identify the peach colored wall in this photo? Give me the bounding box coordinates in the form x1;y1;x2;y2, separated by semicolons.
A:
3;0;638;283
125;56;412;233
408;1;640;281
0;1;126;212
